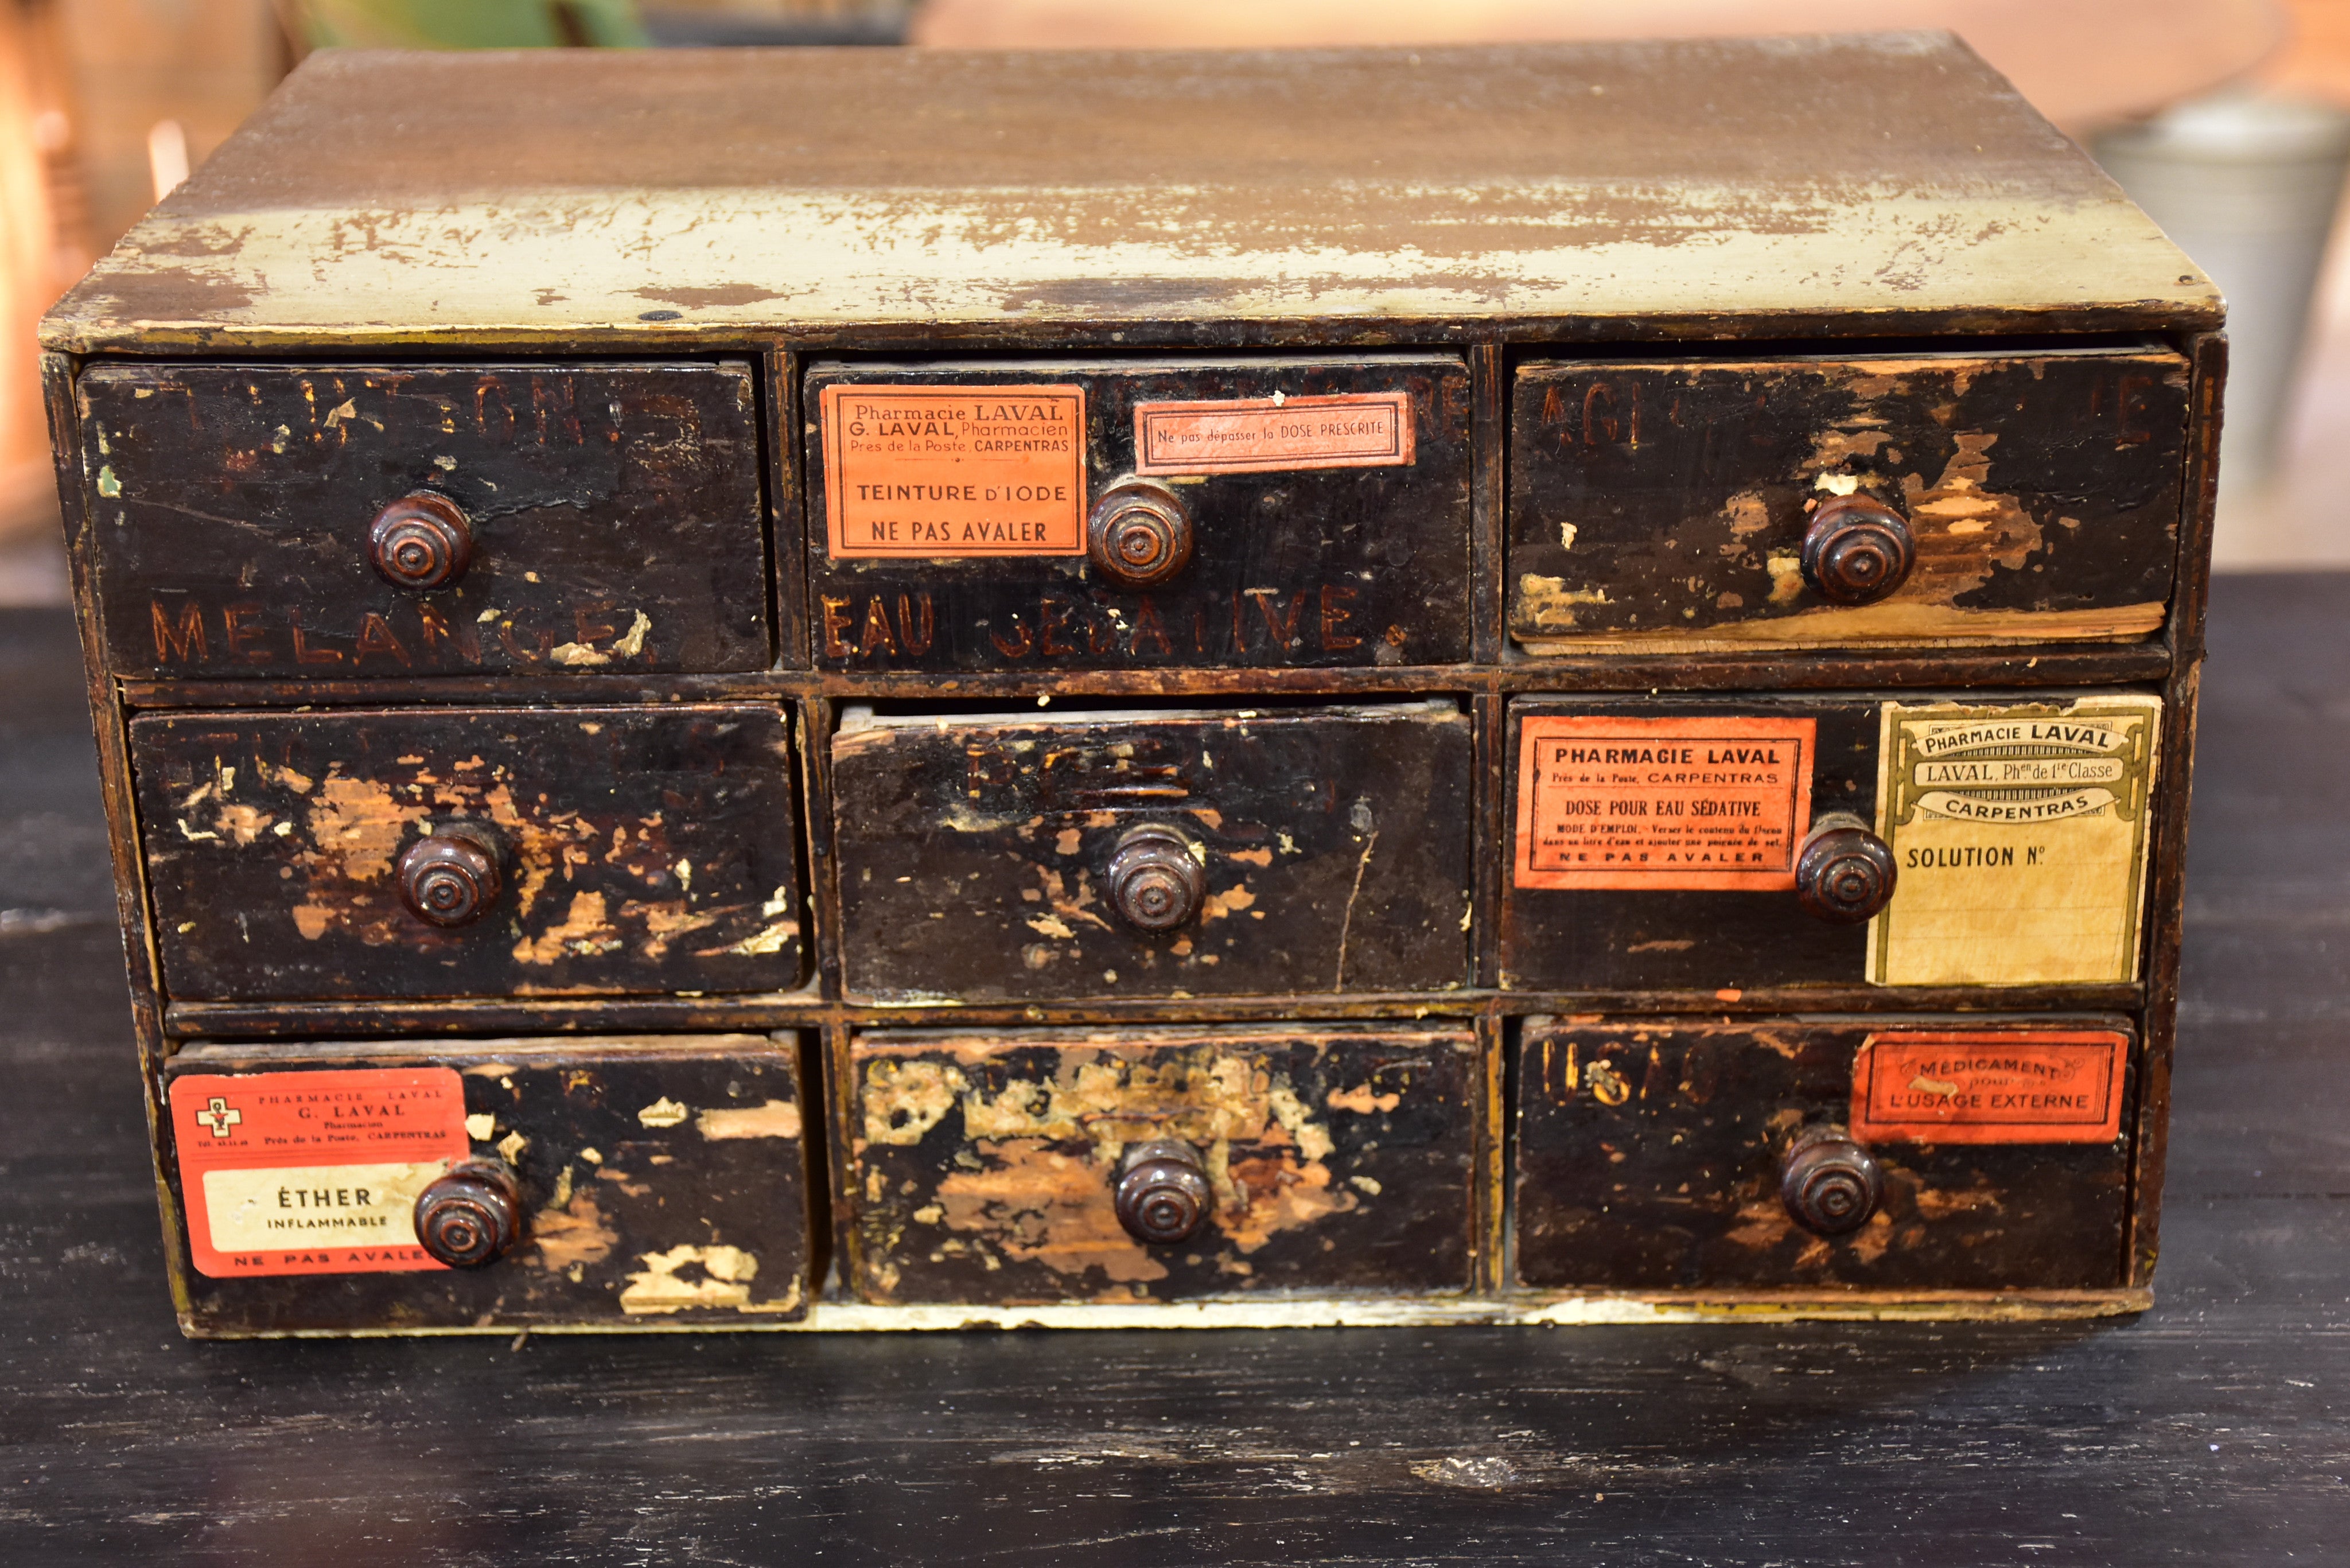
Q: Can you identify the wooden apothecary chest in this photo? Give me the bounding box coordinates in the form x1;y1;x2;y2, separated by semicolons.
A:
38;34;2222;1334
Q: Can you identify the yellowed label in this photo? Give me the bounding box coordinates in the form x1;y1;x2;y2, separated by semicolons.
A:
1867;695;2161;986
199;1161;445;1259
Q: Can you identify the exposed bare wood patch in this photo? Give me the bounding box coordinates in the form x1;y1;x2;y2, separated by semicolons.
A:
847;1025;1476;1305
132;707;804;1002
1511;353;2189;653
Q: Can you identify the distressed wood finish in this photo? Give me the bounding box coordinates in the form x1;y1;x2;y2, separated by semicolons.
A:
37;39;2217;353
830;701;1473;1002
100;639;2185;709
1509;350;2192;652
161;1035;814;1333
131;706;805;1001
2128;330;2225;1290
1512;1017;2134;1291
805;356;1472;671
1503;694;1884;991
1501;690;2164;993
80;362;770;678
30;38;2224;1332
845;1024;1476;1304
7;545;2348;1565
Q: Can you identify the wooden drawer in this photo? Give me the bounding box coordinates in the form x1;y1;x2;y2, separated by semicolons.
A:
1512;1017;2135;1291
162;1035;813;1333
805;356;1470;671
131;706;805;1001
846;1024;1477;1304
831;700;1473;1001
1508;349;2189;653
80;362;769;678
1502;692;2163;991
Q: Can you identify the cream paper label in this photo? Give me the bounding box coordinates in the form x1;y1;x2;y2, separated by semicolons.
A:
1867;695;2161;986
200;1161;445;1258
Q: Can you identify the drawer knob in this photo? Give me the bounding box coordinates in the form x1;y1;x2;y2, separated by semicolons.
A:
1802;496;1914;605
1779;1125;1884;1237
397;831;503;927
368;492;474;592
414;1158;523;1267
1114;1138;1212;1245
1106;822;1205;932
1087;480;1196;590
1795;817;1897;924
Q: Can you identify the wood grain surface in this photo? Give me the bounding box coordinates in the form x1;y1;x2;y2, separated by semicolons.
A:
0;578;2334;1559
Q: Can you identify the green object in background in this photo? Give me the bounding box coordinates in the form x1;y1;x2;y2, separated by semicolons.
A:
298;0;650;48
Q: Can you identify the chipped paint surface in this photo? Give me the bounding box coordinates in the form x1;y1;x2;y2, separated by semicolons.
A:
1511;353;2189;652
620;1244;803;1314
77;364;767;680
848;1025;1476;1305
132;707;804;1002
40;40;2208;356
530;1184;618;1273
832;702;1472;1002
703;917;802;957
1514;576;1611;629
614;1288;2144;1332
1514;1020;2133;1291
696;1099;802;1141
38;44;2215;355
165;1036;814;1332
807;357;1472;673
55;182;2211;352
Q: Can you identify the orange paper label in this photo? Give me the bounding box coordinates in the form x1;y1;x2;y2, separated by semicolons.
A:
1514;715;1816;889
170;1068;470;1278
1131;392;1415;475
820;383;1087;558
1850;1032;2129;1145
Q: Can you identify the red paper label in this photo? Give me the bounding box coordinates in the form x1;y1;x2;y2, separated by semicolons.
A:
1514;715;1816;889
820;383;1087;558
1850;1032;2129;1145
170;1068;471;1278
1131;392;1414;475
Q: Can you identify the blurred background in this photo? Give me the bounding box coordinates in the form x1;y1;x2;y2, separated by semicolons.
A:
2;0;2345;602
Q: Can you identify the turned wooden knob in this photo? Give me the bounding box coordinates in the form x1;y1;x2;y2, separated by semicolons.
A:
368;492;473;592
1106;822;1204;933
1779;1125;1884;1237
1802;495;1913;605
1795;819;1897;924
1087;479;1195;590
414;1159;522;1267
1114;1139;1212;1245
396;832;502;928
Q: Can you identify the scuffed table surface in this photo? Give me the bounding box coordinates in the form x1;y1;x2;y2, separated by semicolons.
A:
2;577;2343;1564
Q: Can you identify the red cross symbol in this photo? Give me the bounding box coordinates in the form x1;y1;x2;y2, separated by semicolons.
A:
194;1096;242;1138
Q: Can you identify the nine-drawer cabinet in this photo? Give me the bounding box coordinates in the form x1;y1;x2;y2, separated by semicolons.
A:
40;37;2223;1333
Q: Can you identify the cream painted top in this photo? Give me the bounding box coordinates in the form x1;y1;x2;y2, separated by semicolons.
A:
41;33;2218;353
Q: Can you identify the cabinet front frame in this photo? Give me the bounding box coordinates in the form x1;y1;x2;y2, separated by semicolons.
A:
41;321;2220;1329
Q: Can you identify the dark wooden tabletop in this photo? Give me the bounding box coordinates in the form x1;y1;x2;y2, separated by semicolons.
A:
3;575;2342;1565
